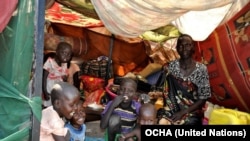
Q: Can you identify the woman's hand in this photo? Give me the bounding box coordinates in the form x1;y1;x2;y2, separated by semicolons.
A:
170;110;186;122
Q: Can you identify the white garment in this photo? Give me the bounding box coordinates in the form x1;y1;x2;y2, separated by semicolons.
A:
43;57;68;107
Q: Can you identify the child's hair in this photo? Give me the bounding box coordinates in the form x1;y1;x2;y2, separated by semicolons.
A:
120;78;138;89
138;103;157;125
139;103;157;117
56;42;72;52
50;81;79;104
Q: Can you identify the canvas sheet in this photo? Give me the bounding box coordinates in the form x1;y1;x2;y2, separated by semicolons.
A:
91;0;249;41
50;23;150;76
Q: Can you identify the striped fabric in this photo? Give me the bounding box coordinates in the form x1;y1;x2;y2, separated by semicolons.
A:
102;100;141;133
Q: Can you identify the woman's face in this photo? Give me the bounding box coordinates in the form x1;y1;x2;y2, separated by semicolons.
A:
177;37;195;59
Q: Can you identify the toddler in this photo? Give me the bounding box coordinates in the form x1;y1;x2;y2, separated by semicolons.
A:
43;42;73;107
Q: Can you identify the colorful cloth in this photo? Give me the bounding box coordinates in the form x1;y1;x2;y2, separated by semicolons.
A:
45;2;103;27
65;123;86;141
166;60;211;100
101;100;141;134
40;106;68;141
43;57;69;93
162;60;211;124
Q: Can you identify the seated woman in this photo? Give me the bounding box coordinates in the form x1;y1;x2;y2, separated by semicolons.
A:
158;34;211;125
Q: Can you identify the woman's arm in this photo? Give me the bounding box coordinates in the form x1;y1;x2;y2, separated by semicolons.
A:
170;99;206;122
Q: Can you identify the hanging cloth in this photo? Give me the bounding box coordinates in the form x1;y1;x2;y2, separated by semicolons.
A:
0;0;18;33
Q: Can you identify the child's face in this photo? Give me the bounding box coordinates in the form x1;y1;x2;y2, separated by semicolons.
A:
58;94;80;119
118;81;136;103
57;47;72;63
71;102;86;126
138;109;157;125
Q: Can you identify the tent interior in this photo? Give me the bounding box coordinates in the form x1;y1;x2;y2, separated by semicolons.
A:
0;0;250;140
44;0;250;112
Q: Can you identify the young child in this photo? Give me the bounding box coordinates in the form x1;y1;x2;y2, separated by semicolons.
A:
65;98;86;141
100;78;141;141
118;103;157;141
65;98;105;141
40;81;81;141
43;42;73;107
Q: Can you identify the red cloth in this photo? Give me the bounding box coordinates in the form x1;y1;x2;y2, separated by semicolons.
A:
0;0;18;32
81;75;105;93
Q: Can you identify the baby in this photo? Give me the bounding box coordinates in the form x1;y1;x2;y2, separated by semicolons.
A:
43;42;73;107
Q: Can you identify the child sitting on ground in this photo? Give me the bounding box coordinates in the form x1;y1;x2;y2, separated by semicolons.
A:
118;103;157;141
40;81;81;141
100;78;141;141
43;42;79;107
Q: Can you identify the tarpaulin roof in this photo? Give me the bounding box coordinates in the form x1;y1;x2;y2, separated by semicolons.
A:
91;0;250;41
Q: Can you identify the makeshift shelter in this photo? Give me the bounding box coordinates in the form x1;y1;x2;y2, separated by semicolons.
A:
45;0;250;112
0;0;250;140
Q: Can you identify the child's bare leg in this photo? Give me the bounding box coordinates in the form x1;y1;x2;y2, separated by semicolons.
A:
108;114;121;141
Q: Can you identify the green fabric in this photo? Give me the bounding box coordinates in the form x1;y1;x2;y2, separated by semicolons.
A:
0;0;42;140
0;76;42;140
0;1;34;94
140;24;181;42
56;0;99;19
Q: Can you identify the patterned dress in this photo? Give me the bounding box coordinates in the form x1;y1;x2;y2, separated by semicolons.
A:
43;57;68;107
101;100;141;134
162;60;211;124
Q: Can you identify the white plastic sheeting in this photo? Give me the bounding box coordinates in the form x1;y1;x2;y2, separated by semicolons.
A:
91;0;249;41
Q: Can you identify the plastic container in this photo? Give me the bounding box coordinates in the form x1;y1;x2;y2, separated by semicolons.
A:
105;83;119;100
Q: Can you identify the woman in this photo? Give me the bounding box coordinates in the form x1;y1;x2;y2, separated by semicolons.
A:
159;34;211;125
